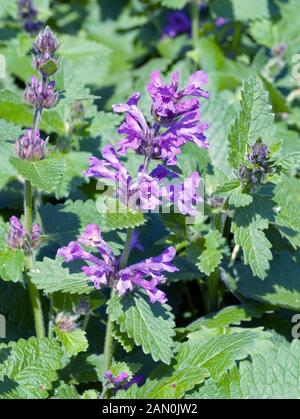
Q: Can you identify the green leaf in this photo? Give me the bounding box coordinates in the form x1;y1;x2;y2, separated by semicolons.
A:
160;0;189;9
228;78;274;169
0;337;63;399
107;292;176;364
177;329;271;381
102;203;146;230
187;305;266;333
134;329;271;399
211;0;271;21
55;327;89;357
52;383;80;399
10;156;66;193
0;249;24;282
59;36;111;86
30;258;93;295
112;325;134;353
225;251;300;311
197;230;225;276
229;187;253;207
193;339;300;399
0;89;22;104
55;152;91;199
231;195;274;279
203;93;236;177
274;177;300;249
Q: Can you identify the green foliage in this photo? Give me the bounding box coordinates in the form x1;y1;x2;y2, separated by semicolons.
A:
228;78;274;169
30;258;93;295
108;292;176;364
0;337;64;399
10;156;66;193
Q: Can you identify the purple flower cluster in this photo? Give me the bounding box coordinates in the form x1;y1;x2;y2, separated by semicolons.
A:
113;71;208;161
7;216;41;250
238;142;271;187
163;11;191;38
104;371;143;393
85;71;208;216
57;224;178;304
24;76;59;109
33;26;60;77
18;0;42;33
16;129;47;161
18;27;59;161
247;143;269;167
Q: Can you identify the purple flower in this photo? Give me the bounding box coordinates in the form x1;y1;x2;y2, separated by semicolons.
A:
24;76;59;109
85;144;202;215
104;371;129;385
7;216;25;249
57;224;178;304
215;17;229;27
55;313;78;332
117;246;178;304
163;11;191;38
112;71;208;165
32;27;60;76
104;370;144;393
169;172;202;216
16;129;47;161
147;70;209;124
7;216;41;250
34;26;59;54
247;143;269;166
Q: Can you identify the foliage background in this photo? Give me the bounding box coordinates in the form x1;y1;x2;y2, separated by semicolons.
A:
0;0;300;399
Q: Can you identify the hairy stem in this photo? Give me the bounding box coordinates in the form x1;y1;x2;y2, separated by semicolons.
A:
24;180;45;339
102;228;134;398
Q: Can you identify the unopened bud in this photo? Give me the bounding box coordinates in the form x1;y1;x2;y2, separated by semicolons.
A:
16;129;47;161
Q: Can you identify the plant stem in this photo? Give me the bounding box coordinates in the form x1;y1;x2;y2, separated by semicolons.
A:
24;180;45;339
102;228;134;398
191;0;199;50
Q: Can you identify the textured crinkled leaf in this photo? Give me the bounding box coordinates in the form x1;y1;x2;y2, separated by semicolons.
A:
55;152;91;199
193;340;300;399
10;156;66;193
107;292;176;364
231;195;274;279
225;251;300;311
197;230;225;276
102;201;145;230
0;337;64;399
30;258;93;294
0;249;24;282
228;78;274;169
112;324;134;353
187;305;266;333
274;177;300;249
177;329;271;381
229;187;253;207
202;94;236;177
55;327;89;357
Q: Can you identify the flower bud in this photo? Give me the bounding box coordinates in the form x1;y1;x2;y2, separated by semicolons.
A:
24;76;59;109
55;313;78;332
7;216;25;249
34;26;59;54
16;129;47;161
34;53;59;76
